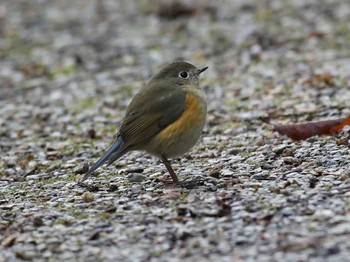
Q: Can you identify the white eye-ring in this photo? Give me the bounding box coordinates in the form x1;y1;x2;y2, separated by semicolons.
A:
178;71;189;79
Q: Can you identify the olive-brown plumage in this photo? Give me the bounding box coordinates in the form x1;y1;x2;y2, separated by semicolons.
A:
82;61;208;184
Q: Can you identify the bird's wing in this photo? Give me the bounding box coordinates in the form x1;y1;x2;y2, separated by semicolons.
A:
117;84;187;153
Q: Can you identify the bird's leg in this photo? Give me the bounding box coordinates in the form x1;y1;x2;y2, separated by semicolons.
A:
161;155;180;184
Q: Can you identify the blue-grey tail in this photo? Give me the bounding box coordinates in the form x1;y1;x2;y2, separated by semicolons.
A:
81;138;122;181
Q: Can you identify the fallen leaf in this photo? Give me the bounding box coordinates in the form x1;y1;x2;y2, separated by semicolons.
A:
330;114;350;133
274;115;350;140
300;72;334;86
2;234;18;247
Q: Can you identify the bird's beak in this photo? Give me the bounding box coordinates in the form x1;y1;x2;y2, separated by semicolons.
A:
196;66;209;75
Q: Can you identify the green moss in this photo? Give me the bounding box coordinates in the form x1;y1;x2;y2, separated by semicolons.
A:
53;218;73;226
136;0;157;13
99;212;111;221
75;239;85;248
115;83;137;98
49;65;78;80
255;8;274;22
71;212;89;220
64;174;78;182
239;151;253;158
77;97;97;109
18;183;31;190
263;203;277;211
245;158;259;167
180;192;189;203
323;184;333;191
150;250;162;258
40;177;60;184
0;34;33;58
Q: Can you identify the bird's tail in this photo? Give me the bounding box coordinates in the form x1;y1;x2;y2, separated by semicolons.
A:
81;138;122;181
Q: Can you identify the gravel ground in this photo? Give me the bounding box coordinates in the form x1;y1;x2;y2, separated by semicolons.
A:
1;0;350;261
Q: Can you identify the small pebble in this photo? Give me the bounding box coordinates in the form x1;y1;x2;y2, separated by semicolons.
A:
82;192;94;202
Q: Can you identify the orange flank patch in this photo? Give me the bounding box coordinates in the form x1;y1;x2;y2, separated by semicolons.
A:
157;93;204;141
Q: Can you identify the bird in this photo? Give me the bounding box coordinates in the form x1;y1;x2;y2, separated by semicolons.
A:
81;61;208;184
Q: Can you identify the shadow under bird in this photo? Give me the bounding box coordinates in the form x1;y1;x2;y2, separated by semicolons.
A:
81;61;208;184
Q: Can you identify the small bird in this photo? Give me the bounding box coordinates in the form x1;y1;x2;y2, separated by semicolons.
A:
81;61;208;184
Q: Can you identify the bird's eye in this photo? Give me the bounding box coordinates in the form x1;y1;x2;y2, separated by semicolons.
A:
178;71;189;79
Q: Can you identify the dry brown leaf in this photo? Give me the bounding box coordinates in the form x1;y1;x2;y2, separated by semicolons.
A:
330;114;350;133
301;72;334;86
274;115;350;140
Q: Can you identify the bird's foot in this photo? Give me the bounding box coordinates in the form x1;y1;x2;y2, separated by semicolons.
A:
158;178;204;189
